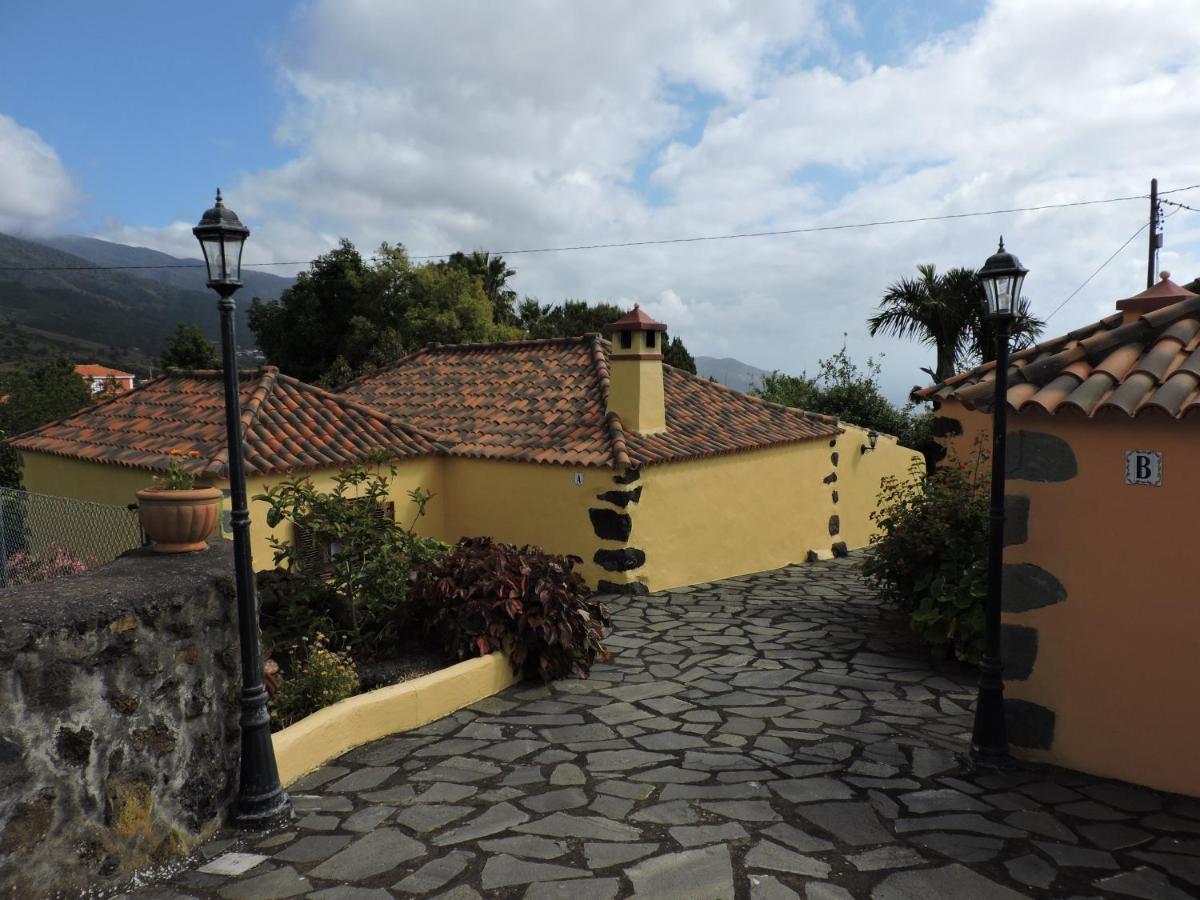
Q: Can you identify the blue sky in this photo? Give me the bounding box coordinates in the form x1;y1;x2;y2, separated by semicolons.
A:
0;1;293;228
2;1;1199;400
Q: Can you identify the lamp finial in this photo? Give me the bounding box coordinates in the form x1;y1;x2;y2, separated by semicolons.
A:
998;236;1005;252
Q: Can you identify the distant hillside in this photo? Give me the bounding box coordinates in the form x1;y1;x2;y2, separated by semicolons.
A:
695;356;773;393
42;235;294;302
0;232;260;374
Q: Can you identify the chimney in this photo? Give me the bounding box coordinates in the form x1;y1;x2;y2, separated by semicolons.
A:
602;304;668;434
1115;271;1198;322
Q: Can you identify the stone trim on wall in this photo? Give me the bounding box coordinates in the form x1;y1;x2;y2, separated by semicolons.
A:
588;467;648;594
1003;495;1030;546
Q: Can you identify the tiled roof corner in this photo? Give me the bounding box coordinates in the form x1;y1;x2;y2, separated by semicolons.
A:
342;334;841;468
10;368;441;479
912;295;1200;420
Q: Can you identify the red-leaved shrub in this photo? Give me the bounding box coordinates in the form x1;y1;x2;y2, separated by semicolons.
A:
412;537;612;682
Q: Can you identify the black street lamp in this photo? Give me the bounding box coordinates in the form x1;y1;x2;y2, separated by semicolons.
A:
971;237;1028;766
194;190;291;826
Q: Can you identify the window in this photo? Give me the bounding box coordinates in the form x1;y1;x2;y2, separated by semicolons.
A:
645;331;656;349
292;499;395;575
621;330;633;349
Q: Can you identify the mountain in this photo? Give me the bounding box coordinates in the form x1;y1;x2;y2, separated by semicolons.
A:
694;356;773;393
0;232;260;374
41;235;294;302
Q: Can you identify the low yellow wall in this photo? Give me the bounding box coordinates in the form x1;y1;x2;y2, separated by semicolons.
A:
273;651;519;785
1004;413;1200;797
246;457;444;572
632;431;920;592
440;457;606;586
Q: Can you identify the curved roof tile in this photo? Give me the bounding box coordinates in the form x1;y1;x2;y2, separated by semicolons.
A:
913;295;1200;420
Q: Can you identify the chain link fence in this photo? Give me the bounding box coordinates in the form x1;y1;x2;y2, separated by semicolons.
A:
1;487;146;589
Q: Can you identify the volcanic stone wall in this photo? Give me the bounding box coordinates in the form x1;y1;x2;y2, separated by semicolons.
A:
0;543;240;897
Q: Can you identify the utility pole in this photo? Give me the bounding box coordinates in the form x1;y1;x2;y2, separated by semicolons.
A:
1147;178;1161;289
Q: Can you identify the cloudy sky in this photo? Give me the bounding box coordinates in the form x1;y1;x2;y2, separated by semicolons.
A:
3;0;1200;400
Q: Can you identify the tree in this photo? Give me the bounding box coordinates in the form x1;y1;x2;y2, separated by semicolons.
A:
755;348;911;437
663;336;697;374
160;323;219;370
519;299;628;338
518;299;698;372
444;251;518;326
249;240;520;386
868;264;1043;383
0;357;95;487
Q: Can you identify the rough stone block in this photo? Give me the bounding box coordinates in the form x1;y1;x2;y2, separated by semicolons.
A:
1002;563;1066;612
593;548;646;572
1000;625;1037;680
1006;430;1078;482
1005;699;1055;750
613;467;641;485
595;486;642;507
588;508;632;541
1003;495;1029;546
828;515;840;536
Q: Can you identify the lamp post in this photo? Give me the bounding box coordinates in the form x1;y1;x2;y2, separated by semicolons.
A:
193;190;291;826
971;237;1028;766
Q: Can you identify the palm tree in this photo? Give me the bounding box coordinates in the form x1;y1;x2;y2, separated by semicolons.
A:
868;264;1044;383
448;251;518;325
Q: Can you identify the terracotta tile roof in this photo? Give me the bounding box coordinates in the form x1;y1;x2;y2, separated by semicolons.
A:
74;364;135;379
913;292;1200;419
341;335;840;468
9;367;444;478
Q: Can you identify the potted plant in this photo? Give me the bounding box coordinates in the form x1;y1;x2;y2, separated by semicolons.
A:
136;449;222;553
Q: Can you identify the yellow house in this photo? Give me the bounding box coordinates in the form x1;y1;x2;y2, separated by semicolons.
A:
12;308;920;591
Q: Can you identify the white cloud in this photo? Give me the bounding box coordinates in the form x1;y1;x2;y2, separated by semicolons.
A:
0;115;78;234
107;0;1200;401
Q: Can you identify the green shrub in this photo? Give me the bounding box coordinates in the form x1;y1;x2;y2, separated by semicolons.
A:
255;461;449;660
270;633;360;728
412;537;612;682
861;438;990;663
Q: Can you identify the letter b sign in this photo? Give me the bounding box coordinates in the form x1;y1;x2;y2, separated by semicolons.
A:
1125;450;1162;486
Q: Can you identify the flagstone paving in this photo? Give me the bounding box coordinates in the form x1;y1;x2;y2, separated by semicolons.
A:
124;556;1200;899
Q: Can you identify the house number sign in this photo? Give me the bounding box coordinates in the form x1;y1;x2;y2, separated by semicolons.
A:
1125;450;1162;486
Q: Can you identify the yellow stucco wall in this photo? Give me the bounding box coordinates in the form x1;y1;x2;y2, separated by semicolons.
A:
608;358;666;434
439;457;607;587
245;457;444;572
19;424;920;595
831;424;923;550
20;452;166;508
1002;412;1200;797
630;428;921;592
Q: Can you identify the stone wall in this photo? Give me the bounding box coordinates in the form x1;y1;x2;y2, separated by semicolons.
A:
0;542;241;898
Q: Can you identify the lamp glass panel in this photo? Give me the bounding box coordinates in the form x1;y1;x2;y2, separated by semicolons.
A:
198;234;223;282
221;236;245;282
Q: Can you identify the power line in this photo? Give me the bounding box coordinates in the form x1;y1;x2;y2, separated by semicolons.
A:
1044;222;1150;323
1162;198;1200;213
2;185;1198;273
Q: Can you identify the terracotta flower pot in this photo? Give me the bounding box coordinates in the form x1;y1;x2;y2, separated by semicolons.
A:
136;487;222;553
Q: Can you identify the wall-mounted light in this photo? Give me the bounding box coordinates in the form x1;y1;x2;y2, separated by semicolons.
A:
861;429;879;454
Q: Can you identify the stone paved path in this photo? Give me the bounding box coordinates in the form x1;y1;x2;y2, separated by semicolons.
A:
124;557;1200;899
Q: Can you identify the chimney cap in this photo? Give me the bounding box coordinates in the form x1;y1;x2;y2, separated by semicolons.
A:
1115;270;1198;314
602;304;668;334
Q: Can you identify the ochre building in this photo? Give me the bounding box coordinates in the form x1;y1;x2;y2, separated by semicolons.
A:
915;272;1200;798
14;308;920;592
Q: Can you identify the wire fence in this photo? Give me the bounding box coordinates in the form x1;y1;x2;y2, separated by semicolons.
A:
0;487;146;589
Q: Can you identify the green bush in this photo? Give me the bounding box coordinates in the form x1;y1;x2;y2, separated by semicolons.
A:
255;461;448;660
270;633;360;728
861;438;990;663
412;537;612;682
